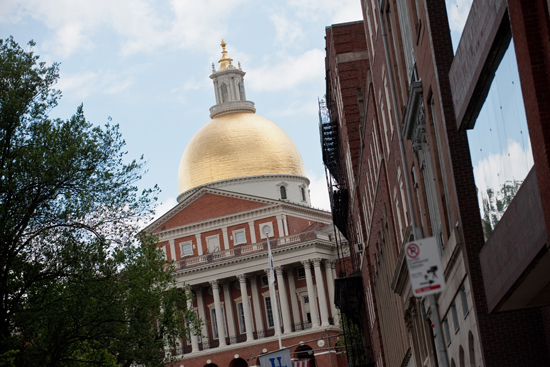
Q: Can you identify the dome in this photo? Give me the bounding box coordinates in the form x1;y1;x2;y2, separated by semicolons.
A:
178;112;306;194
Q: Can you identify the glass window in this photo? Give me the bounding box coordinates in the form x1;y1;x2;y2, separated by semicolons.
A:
261;275;269;287
279;185;287;200
238;82;243;100
443;318;451;346
265;296;274;328
467;40;533;241
210;307;227;339
180;242;193;256
300;187;306;201
297;268;306;279
460;286;469;318
220;83;228;103
451;302;460;333
234;230;246;245
236;301;254;334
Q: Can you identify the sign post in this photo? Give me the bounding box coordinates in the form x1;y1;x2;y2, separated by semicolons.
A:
404;237;445;296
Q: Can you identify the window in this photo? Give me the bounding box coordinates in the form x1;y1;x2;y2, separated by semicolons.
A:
238;82;243;100
459;286;469;318
443;318;451;346
265;296;274;328
236;301;254;334
220;83;228;103
297;268;306;279
451;302;460;333
279;185;287;200
210;307;227;339
261;275;269;287
233;229;246;245
300;186;306;201
206;235;220;253
264;296;281;328
303;296;309;304
180;241;193;257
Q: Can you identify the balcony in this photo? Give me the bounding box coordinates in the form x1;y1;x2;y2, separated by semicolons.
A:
175;231;331;271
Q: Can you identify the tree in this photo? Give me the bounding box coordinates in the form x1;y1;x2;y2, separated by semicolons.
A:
480;180;522;240
0;37;198;367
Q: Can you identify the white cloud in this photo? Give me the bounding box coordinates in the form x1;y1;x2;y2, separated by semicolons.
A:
270;12;304;48
246;49;324;92
308;170;331;211
153;197;178;222
0;0;248;57
446;0;473;33
57;69;135;99
473;139;534;199
286;0;362;24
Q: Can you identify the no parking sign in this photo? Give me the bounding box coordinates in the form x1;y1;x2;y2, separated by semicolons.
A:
405;237;446;296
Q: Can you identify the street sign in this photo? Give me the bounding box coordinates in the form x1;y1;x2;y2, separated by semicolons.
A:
404;237;445;296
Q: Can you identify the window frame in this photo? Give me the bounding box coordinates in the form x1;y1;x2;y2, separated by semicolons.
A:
233;229;247;245
179;241;193;257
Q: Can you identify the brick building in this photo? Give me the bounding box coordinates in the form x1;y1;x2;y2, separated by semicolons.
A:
322;1;550;367
146;41;348;367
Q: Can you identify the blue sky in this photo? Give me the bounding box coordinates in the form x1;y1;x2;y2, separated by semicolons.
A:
1;0;364;217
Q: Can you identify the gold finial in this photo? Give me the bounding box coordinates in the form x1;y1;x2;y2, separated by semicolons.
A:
218;39;233;71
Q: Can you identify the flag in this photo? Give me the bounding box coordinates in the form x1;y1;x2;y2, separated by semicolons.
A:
266;234;275;284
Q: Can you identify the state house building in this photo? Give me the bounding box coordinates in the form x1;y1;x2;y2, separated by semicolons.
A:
145;41;347;367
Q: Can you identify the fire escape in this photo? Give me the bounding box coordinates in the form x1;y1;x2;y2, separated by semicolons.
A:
319;96;373;367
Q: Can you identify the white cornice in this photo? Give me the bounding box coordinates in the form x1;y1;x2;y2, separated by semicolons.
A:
175;240;336;280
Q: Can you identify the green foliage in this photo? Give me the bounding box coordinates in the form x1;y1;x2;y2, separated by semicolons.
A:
0;37;199;367
480;180;522;240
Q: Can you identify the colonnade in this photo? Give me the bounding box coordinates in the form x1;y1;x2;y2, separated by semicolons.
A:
185;258;339;353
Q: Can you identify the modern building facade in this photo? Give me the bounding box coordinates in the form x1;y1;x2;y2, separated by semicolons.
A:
322;1;550;367
147;42;347;367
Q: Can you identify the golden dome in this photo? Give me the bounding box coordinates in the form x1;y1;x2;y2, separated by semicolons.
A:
178;112;306;194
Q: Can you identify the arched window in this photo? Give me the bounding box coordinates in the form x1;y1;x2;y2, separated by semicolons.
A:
280;185;287;200
238;82;244;100
220;83;228;102
301;186;306;201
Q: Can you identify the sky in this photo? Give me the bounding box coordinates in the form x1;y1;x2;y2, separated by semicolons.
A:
0;0;364;218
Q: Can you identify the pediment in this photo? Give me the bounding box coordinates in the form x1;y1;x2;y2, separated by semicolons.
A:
148;188;278;232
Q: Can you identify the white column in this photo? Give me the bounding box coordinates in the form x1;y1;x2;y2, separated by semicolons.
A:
313;258;330;326
222;227;230;250
195;288;209;347
325;260;338;324
169;239;176;261
210;280;227;347
195;234;203;255
282;214;289;236
250;276;265;337
237;274;255;341
276;215;285;237
186;289;200;353
302;260;320;328
275;267;292;334
214;80;220;104
222;282;236;343
161;244;167;260
287;268;301;330
248;221;257;243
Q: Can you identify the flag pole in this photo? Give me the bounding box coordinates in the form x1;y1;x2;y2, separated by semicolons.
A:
266;231;283;350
